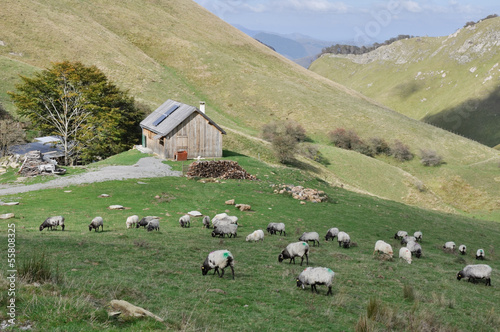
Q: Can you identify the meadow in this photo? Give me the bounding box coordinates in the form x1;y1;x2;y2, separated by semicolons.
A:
0;151;499;331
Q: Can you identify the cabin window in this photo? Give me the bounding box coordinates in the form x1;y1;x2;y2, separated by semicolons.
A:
159;137;165;146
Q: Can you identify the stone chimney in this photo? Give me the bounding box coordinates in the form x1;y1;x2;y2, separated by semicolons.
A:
199;101;206;114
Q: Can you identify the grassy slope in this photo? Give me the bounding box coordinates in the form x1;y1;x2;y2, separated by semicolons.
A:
0;0;499;216
0;152;499;331
309;17;500;147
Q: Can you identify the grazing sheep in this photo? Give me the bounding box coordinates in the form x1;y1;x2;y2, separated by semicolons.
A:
457;264;492;286
211;213;238;228
89;217;103;232
39;216;65;231
337;231;350;248
126;215;139;229
458;244;467;255
406;241;422;258
476;249;485;260
325;228;339;241
179;215;191;228
278;242;309;266
413;231;423;242
443;241;456;251
201;249;235;279
137;216;158;228
401;235;416;245
246;229;264;242
146;219;160;232
202;216;211;228
394;230;408;240
212;224;238;238
374;240;393;258
296;267;335;295
267;222;286;236
399;247;412;264
299;232;320;247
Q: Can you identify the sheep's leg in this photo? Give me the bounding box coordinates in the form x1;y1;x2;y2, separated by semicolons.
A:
213;267;220;276
326;286;332;296
300;256;304;266
305;253;309;265
316;240;320;247
220;268;225;278
230;265;235;280
486;278;491;286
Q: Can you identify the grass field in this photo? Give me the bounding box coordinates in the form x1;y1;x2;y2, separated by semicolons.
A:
1;152;499;331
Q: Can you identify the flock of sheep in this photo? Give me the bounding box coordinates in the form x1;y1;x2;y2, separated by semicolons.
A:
39;210;493;294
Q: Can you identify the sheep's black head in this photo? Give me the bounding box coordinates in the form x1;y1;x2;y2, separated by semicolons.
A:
296;278;305;289
457;271;464;281
278;253;284;263
201;265;209;276
39;225;44;231
88;225;93;231
416;249;422;258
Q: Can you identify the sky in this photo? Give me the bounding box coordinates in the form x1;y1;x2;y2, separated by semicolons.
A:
193;0;499;44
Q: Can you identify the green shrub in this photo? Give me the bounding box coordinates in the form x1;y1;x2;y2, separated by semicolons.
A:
391;140;414;162
420;149;443;166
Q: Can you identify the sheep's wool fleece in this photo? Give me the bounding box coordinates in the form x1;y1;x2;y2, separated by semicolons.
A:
208;250;233;269
462;264;492;278
298;267;335;287
399;247;412;264
287;242;309;257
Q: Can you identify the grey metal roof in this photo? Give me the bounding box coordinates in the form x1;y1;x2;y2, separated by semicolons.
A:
140;99;226;136
9;142;65;158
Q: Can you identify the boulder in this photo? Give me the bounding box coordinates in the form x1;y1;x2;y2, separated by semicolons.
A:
235;204;251;211
225;199;235;205
0;213;15;219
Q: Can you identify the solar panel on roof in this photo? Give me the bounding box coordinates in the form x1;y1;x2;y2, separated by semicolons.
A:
152;104;180;126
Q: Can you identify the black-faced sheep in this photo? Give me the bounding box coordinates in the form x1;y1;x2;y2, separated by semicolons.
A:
394;230;407;240
267;222;286;236
406;240;422;258
443;241;456;251
457;264;492;286
147;219;160;232
458;244;467;255
278;242;309;266
202;216;211;228
399;247;412;264
39;216;65;231
211;213;238;228
89;217;103;232
137;216;157;228
325;228;339;241
337;231;350;248
401;235;416;245
476;249;485;260
413;231;423;242
296;267;335;295
201;249;234;279
299;232;320;247
211;224;238;238
179;215;190;228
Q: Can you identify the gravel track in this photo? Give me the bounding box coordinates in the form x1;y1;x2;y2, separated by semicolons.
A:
0;157;181;197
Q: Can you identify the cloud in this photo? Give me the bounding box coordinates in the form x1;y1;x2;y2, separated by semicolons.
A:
276;0;349;13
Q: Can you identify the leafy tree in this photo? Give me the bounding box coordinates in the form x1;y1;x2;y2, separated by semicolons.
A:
262;120;306;163
9;61;142;165
0;103;26;157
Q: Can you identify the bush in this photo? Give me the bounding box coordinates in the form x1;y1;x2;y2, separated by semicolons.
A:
368;137;391;155
271;132;297;163
420;149;443;166
300;144;330;165
391;140;414;162
328;128;362;150
262;120;308;164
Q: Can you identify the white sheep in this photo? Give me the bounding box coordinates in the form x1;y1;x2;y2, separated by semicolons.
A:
458;244;467;255
394;230;407;240
374;240;393;258
39;216;65;231
413;231;423;242
406;240;422;258
211;213;238;228
147;219;160;232
89;216;103;232
443;241;456;251
126;215;139;229
457;264;492;286
476;249;485;260
201;249;234;279
299;232;320;247
399;247;412;264
296;267;335;295
179;215;191;228
267;222;286;236
212;224;238;238
246;229;264;242
278;242;310;266
202;216;211;228
337;231;350;248
325;228;339;241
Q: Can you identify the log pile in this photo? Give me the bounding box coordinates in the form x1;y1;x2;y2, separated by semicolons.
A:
273;184;328;203
186;160;257;180
17;150;65;177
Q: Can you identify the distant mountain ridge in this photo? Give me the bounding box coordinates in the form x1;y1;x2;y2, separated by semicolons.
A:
310;17;500;147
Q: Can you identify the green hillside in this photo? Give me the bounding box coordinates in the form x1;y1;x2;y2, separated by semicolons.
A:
310;17;500;147
0;0;499;216
0;152;499;331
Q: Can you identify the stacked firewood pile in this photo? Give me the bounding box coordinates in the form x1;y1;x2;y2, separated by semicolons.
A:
273;184;328;203
186;160;257;180
17;150;64;177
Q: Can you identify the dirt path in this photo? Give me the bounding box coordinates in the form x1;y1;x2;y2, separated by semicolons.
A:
0;157;181;197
